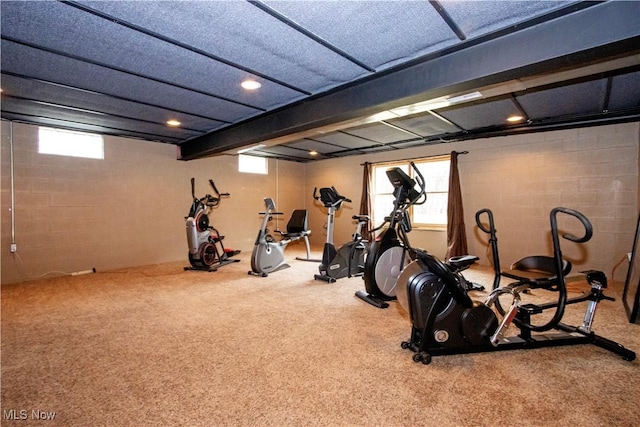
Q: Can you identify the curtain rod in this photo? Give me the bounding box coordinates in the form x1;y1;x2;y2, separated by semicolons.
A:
360;150;468;166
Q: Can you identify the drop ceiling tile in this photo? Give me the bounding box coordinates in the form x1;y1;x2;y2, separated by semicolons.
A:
389;113;461;136
343;122;419;144
609;71;640;110
437;97;521;129
517;79;608;119
313;132;381;149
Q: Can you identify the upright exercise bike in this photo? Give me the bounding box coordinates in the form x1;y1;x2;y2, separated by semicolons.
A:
397;207;635;364
184;178;241;272
248;198;313;277
355;163;427;308
313;186;370;283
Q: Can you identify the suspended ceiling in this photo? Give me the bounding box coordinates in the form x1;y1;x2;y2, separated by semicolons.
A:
1;1;639;163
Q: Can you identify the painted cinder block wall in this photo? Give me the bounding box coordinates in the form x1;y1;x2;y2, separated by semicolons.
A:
0;121;305;284
2;120;638;285
305;122;640;284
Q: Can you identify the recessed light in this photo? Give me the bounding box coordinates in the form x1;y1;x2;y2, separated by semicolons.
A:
309;150;318;156
166;119;181;127
241;80;261;90
507;115;524;123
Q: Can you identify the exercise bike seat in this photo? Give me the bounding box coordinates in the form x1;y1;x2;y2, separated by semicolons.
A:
501;255;572;289
447;255;479;272
279;209;311;239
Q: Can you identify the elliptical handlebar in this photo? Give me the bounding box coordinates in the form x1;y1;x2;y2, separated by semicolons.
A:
189;178;231;209
409;161;427;206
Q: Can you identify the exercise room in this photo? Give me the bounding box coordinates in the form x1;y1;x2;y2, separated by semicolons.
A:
1;1;639;426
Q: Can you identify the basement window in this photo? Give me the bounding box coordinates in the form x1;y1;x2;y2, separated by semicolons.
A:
371;155;450;230
38;127;104;159
238;154;267;174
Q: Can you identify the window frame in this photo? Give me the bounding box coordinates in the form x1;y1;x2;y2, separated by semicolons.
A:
238;154;268;175
371;155;450;231
38;126;104;160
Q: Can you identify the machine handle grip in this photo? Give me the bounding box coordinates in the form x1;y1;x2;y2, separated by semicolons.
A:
313;187;319;200
208;179;223;198
550;207;593;243
409;161;427;205
475;208;495;234
190;177;196;199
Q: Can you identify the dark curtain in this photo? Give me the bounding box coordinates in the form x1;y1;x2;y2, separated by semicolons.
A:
359;162;374;243
445;151;468;259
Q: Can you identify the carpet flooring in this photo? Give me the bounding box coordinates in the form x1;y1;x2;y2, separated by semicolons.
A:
2;249;639;426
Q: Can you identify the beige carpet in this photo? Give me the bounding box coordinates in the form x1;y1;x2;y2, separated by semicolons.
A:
2;249;639;426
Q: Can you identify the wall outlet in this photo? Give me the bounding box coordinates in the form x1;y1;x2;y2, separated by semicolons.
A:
10;243;17;253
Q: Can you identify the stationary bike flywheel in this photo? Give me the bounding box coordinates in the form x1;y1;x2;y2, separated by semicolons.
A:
374;246;410;298
396;260;425;314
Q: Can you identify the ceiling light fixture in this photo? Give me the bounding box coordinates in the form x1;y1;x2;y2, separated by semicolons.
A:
388;91;483;118
241;80;261;90
309;150;318;156
237;143;266;154
507;115;524;123
166;119;181;127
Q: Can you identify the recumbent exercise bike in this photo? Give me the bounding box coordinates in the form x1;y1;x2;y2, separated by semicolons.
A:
184;178;241;272
248;198;314;277
313;186;369;283
396;206;635;364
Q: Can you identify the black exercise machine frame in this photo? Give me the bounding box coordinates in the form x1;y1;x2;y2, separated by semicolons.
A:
401;207;635;364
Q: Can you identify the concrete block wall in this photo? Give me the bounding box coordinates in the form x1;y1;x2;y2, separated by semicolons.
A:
461;123;639;283
305;123;639;283
2;120;638;285
0;121;305;284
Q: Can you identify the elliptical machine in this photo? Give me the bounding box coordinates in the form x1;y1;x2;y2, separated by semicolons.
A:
248;198;313;277
355;162;427;308
397;207;636;365
313;186;370;283
184;178;241;272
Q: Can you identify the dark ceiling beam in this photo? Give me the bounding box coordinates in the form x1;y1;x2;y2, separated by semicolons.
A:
179;1;640;160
